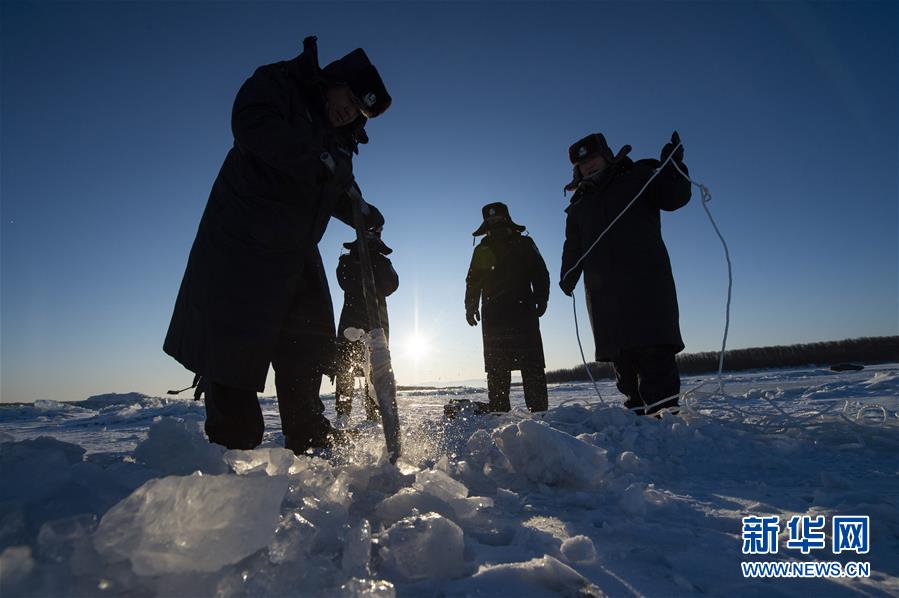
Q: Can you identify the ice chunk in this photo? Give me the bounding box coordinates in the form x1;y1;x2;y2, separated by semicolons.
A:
344;326;365;342
454;460;495;496
133;417;227;475
341;519;371;576
37;514;97;563
414;468;469;502
224;447;305;476
0;546;34;595
375;485;491;526
0;437;147;554
375;488;454;526
465;555;599;596
290;475;351;555
464;517;517;547
617;450;640;473
466;429;494;463
378;512;465;582
268;511;316;564
493;420;608;487
1;437;85;502
93;473;287;575
560;535;597;564
447;495;494;520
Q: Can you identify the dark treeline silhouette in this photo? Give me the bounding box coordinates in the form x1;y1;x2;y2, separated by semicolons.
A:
545;336;899;383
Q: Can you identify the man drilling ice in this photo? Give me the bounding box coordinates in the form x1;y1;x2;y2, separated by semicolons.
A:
164;37;390;453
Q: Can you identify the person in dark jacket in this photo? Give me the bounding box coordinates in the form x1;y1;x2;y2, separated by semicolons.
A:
560;131;691;415
466;203;550;412
334;229;399;421
163;36;391;454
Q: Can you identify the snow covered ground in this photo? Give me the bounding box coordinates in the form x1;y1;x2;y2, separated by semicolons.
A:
1;364;897;597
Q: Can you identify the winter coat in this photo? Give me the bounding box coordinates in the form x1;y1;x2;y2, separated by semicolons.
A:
465;232;550;371
337;250;399;340
164;43;364;391
560;157;691;361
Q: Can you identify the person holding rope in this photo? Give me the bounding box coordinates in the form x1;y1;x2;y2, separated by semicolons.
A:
560;132;691;416
164;37;390;454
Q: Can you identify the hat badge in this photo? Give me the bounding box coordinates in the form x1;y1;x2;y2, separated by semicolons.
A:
488;208;496;216
578;146;588;157
363;92;377;107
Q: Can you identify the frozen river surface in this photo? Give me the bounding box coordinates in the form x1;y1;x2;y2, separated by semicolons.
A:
1;364;897;597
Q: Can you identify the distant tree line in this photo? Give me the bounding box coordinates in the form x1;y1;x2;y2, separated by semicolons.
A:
545;336;899;383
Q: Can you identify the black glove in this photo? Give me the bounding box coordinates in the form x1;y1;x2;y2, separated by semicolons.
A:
466;308;480;327
559;278;576;297
535;301;547;317
660;130;684;164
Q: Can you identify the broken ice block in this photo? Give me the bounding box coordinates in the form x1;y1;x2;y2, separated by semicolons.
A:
414;468;469;502
94;474;287;575
341;519;372;576
493;420;608;488
378;512;465;582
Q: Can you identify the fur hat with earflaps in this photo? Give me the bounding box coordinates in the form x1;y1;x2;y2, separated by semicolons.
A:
323;48;392;118
564;133;632;194
472;202;526;236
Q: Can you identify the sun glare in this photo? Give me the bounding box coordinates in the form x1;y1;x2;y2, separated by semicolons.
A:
404;333;430;361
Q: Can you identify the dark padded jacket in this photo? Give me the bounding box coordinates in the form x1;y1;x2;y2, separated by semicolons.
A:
560;157;691;361
164;42;363;391
466;232;550;371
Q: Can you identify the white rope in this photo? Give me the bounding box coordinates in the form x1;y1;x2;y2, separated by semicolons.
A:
571;290;607;407
560;137;889;434
680;384;893;435
669;160;733;391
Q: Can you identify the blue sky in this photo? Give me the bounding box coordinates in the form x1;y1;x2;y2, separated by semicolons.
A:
2;1;896;402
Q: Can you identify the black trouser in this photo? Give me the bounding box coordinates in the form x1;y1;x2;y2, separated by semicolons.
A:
334;339;378;420
204;335;333;454
613;346;680;415
486;367;549;413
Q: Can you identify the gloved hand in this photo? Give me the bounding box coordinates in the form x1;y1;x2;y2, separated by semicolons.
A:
660;130;684;164
535;301;547;317
559;278;576;297
466;308;480;327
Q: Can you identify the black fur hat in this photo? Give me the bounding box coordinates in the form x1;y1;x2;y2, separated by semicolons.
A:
565;133;632;193
324;49;392;118
568;133;632;164
472;202;526;236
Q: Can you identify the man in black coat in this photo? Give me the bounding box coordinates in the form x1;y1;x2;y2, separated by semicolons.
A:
334;230;399;421
560;132;691;415
164;37;390;454
466;203;550;412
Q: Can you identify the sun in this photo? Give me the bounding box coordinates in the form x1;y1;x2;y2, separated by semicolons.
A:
404;333;430;361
